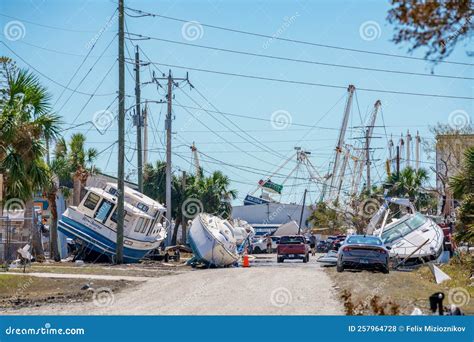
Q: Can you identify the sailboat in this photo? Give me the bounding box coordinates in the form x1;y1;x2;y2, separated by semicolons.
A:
188;213;242;267
58;183;167;263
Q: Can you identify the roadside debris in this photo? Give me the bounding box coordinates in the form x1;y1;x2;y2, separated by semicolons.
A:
429;264;451;284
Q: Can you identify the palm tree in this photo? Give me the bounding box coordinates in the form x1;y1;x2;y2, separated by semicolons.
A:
385;166;429;209
0;58;61;260
67;133;98;205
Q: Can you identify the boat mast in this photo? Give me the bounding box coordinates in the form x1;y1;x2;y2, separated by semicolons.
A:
328;85;355;201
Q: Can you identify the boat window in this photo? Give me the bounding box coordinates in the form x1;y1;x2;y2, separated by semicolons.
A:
94;199;114;223
134;217;145;233
382;222;415;244
136;202;149;213
111;210;130;224
405;213;427;230
107;187;118;196
141;219;150;233
83;193;100;210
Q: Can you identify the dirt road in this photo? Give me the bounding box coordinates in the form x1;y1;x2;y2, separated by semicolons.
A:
2;255;343;315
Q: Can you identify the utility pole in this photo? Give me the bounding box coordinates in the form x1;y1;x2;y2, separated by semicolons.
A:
153;70;189;245
143;102;148;166
134;45;143;192
298;189;307;235
181;171;187;244
415;131;420;171
116;0;125;264
406;130;411;168
335;146;350;202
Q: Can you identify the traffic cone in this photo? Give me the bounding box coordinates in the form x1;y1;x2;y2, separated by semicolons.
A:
242;246;250;268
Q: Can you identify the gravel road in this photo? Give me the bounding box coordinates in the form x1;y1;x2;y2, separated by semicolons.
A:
3;255;343;315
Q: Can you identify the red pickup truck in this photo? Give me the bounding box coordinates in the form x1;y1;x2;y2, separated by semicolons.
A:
277;235;310;263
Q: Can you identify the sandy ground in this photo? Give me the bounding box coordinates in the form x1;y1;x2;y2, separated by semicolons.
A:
1;255;343;315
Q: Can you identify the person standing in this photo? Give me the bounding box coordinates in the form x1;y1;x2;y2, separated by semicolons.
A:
309;234;317;256
266;235;273;254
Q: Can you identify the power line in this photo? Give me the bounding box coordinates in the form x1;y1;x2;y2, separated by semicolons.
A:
126;33;473;81
130;59;474;100
1;42;116;97
124;6;473;67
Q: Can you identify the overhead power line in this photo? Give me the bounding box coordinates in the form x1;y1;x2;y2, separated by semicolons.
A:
126;33;473;81
127;58;474;100
1;42;116;97
124;6;473;67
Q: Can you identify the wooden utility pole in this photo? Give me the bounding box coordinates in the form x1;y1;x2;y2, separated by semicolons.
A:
116;0;125;264
143;102;148;166
153;70;189;245
181;171;187;244
135;45;143;192
298;189;307;235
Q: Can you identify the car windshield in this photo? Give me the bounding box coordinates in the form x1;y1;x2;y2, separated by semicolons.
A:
279;236;304;244
346;236;382;246
381;213;428;244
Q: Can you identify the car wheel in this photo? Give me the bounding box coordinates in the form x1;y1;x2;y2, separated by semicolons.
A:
277;257;283;263
254;247;261;254
382;266;390;274
336;263;344;273
303;255;308;263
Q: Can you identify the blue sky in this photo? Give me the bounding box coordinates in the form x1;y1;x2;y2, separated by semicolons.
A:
1;0;472;205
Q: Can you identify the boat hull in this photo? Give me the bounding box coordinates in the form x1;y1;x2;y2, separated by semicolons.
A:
58;213;161;264
188;216;239;267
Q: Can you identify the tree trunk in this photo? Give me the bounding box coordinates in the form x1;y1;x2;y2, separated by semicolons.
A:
73;174;81;206
171;217;181;245
47;189;60;261
25;199;45;261
181;215;187;244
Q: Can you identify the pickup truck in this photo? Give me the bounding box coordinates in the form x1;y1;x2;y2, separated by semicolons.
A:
277;235;310;263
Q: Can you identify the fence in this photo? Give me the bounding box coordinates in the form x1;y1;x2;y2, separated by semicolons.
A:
0;216;32;264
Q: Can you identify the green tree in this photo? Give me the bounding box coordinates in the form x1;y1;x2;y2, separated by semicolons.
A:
0;57;61;259
385;166;429;210
450;146;474;243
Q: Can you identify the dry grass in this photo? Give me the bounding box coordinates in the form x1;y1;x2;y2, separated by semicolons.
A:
326;254;473;315
0;274;133;310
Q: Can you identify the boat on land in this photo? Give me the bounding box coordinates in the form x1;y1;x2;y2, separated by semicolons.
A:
188;213;245;267
58;183;167;263
368;197;444;261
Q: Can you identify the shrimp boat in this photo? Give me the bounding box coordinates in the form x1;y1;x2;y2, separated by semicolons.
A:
58;183;167;263
188;213;241;267
367;197;444;261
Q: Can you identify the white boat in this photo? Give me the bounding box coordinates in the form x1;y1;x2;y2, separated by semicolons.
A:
58;183;167;263
188;213;240;267
368;197;444;261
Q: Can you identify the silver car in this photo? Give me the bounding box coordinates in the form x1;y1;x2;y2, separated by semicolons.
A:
336;235;390;274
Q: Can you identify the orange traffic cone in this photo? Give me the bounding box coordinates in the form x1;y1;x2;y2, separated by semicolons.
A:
242;246;250;268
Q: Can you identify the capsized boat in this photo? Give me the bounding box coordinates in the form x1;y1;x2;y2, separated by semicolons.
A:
58;183;167;263
368;197;444;261
188;213;243;267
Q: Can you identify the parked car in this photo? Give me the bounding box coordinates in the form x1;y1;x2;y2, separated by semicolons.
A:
250;236;280;253
316;240;329;253
336;235;390;274
277;235;310;263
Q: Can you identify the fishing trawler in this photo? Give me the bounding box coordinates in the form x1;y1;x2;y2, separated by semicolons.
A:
368;197;444;261
188;213;241;267
58;183;167;263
